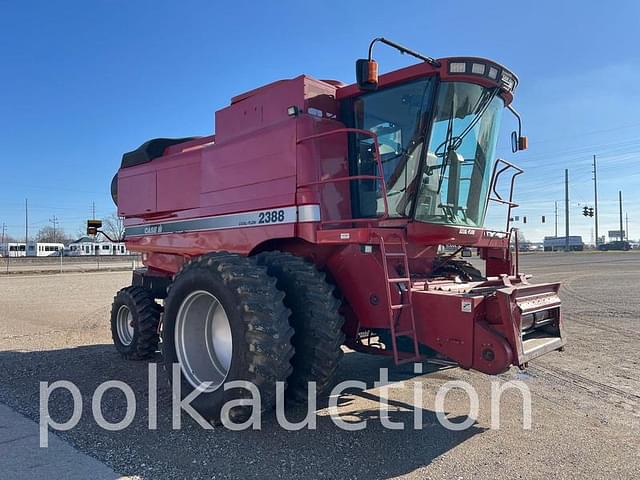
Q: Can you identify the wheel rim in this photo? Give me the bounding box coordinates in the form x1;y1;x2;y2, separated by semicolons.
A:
116;304;135;346
175;290;233;392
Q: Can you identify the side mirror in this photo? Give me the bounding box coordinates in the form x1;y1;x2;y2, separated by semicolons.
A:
356;59;379;91
461;248;472;258
511;131;528;152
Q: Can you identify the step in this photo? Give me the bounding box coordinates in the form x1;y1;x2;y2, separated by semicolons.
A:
384;252;407;258
394;329;417;337
388;277;410;283
395;354;422;365
391;304;411;310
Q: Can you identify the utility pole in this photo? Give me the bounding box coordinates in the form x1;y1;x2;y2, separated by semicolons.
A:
49;215;59;242
619;191;624;241
626;213;629;242
92;201;96;220
1;222;6;247
25;198;28;246
554;201;558;238
592;155;599;245
564;169;570;251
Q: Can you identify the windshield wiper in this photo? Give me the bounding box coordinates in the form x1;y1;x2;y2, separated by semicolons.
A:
435;87;500;194
450;87;500;151
436;114;456;193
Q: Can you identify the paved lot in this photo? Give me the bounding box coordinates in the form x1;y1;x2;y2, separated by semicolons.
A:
0;253;638;479
0;403;122;479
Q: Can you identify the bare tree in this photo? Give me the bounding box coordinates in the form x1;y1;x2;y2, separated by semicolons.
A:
36;225;67;243
76;221;88;240
1;233;17;245
101;213;125;241
1;232;15;256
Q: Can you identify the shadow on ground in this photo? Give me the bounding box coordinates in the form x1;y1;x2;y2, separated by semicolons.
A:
0;345;484;479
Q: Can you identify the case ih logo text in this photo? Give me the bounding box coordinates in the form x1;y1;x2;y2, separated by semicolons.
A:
144;225;163;234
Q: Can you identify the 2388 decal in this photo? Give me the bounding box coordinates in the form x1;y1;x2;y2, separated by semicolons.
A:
258;209;285;224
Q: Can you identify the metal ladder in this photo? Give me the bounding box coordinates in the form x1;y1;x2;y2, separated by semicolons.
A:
377;235;421;365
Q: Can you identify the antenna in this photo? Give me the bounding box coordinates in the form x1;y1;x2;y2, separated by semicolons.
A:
367;37;440;66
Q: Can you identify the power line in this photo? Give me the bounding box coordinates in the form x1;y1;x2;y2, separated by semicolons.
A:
514;136;640;163
524;121;640;146
516;148;640;177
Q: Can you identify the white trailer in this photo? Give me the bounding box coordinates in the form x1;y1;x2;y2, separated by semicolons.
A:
1;242;27;257
67;240;97;256
27;242;65;257
67;240;128;256
543;236;584;252
96;242;128;255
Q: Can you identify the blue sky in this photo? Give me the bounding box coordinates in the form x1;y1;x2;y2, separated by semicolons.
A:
1;0;639;242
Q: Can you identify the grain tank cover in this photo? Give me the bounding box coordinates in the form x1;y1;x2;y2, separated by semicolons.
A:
121;137;197;168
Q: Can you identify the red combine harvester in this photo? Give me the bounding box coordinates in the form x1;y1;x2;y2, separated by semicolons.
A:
96;38;565;420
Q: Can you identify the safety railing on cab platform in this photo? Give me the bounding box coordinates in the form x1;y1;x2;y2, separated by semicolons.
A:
297;128;389;228
487;158;524;233
484;158;525;275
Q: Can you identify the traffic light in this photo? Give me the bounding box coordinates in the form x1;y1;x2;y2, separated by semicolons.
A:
588;207;594;217
582;206;589;217
541;216;546;223
523;216;527;224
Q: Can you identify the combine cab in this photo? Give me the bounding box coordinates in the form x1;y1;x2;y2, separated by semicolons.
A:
98;38;564;421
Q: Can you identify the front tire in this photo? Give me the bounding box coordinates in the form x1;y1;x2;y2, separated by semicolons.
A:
110;286;161;360
162;253;294;422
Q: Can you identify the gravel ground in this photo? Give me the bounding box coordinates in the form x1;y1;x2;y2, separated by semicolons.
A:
0;253;638;479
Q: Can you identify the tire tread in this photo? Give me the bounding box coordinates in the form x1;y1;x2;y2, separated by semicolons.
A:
256;251;345;402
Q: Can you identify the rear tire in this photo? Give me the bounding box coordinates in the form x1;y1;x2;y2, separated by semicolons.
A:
110;286;161;360
256;251;345;402
161;252;294;422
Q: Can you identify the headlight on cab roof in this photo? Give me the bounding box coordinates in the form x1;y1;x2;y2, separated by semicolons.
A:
447;59;518;93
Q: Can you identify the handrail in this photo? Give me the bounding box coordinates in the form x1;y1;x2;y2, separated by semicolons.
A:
487;158;524;232
511;227;520;275
297;127;390;224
